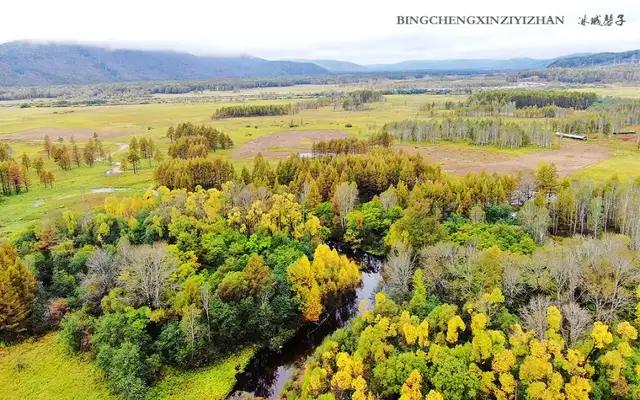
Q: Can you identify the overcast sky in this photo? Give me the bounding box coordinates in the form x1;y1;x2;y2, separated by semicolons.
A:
1;0;638;64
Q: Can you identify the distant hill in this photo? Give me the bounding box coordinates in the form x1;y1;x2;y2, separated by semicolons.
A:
0;41;328;86
298;58;552;73
295;59;369;73
2;41;639;87
549;50;640;68
366;58;552;72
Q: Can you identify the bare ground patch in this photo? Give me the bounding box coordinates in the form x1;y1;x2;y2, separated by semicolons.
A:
616;133;639;143
232;130;350;159
3;127;132;141
395;141;611;176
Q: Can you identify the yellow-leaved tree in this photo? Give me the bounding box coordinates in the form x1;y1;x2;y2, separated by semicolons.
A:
0;242;37;337
288;244;360;321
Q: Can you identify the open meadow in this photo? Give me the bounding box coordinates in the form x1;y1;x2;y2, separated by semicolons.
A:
0;333;254;400
1;85;639;235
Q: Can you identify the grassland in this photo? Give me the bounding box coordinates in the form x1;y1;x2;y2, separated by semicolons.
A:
0;334;254;400
0;94;454;234
0;334;115;400
1;89;640;234
569;85;640;99
0;144;156;236
578;148;640;180
147;347;255;400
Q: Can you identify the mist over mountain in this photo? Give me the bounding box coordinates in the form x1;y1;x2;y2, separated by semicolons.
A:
289;58;552;73
0;41;639;87
364;58;553;72
294;59;370;73
0;41;328;86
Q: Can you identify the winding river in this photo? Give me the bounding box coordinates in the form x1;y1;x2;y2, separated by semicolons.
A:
231;251;383;399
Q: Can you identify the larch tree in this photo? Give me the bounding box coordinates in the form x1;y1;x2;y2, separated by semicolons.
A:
0;242;37;338
333;181;359;228
43;135;52;159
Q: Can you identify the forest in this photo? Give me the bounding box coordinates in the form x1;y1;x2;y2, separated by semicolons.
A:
2;140;640;399
513;66;640;84
385;119;553;148
385;92;640;149
468;90;598;110
213;104;296;119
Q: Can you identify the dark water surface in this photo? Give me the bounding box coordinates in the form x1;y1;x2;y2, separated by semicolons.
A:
231;251;383;399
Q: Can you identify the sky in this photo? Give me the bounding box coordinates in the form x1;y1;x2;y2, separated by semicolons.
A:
1;0;639;64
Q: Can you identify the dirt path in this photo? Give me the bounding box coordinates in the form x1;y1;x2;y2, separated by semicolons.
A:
232;130;350;159
395;141;611;176
105;143;128;176
105;162;122;176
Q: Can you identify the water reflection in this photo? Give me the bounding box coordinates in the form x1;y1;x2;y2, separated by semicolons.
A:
231;252;382;399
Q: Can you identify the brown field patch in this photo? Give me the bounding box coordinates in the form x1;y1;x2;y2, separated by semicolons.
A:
232;130;350;159
616;133;638;142
3;127;131;142
395;141;611;176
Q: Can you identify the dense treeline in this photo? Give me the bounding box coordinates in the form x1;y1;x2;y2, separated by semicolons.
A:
454;102;639;136
2;184;359;399
311;138;370;156
552;113;614;135
539;174;640;250
455;102;567;119
549;50;640;68
512;65;640;84
341;90;385;110
168;136;210;159
469;89;598;110
154;157;236;190
309;131;394;157
212;103;295;119
167;122;233;152
386;118;554;148
0;77;338;102
416;94;639;139
0;74;426;102
156;150;443;199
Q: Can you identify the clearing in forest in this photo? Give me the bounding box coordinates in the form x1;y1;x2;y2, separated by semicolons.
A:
396;141;611;176
231;130;350;159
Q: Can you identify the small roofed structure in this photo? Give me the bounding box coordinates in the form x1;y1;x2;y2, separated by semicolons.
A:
555;132;587;141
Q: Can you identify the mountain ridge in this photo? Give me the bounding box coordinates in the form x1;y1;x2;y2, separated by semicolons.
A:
1;41;639;87
548;49;640;68
0;41;328;86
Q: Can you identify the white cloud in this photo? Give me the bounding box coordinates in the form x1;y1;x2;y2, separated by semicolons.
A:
0;0;638;63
